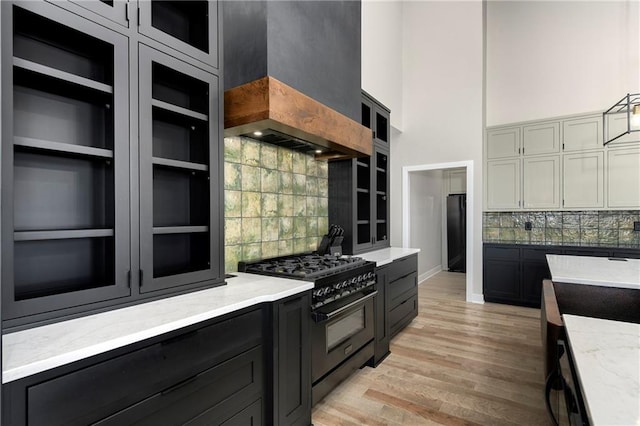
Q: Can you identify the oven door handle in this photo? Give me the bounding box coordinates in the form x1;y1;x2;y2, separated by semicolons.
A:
312;290;378;323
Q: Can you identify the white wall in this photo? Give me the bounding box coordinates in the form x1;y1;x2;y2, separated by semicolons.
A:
486;0;640;126
409;171;443;278
391;1;484;299
361;0;404;131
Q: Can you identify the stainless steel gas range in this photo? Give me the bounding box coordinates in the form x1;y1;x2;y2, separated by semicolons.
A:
239;253;377;405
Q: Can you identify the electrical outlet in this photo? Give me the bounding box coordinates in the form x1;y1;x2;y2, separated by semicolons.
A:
524;221;532;231
634;221;640;232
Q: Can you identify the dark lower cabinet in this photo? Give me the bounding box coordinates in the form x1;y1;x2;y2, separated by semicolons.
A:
3;293;312;426
483;243;640;307
372;253;418;365
268;293;311;426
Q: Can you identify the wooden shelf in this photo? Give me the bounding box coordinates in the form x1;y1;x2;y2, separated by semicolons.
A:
15;229;114;241
14;136;114;159
153;226;209;235
153;157;208;172
13;57;113;94
152;99;208;122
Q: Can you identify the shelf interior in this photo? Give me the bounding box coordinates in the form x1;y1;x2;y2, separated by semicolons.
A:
152;62;208;115
375;112;388;143
153;107;208;164
356;191;370;222
361;103;371;129
153;233;209;278
14;6;114;85
151;1;209;54
357;223;370;245
14;66;114;151
14;151;114;232
153;167;209;228
14;236;114;301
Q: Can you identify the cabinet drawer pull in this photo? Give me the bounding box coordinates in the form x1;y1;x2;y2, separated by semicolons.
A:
392;272;415;283
161;329;199;346
161;375;198;395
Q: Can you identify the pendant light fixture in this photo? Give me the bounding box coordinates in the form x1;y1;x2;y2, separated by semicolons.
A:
603;93;640;145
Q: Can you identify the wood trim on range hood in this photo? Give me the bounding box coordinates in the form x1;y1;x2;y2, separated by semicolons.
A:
224;76;372;159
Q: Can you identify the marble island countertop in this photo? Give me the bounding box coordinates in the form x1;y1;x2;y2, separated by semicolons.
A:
2;273;313;384
358;247;420;267
547;254;640;289
563;315;640;426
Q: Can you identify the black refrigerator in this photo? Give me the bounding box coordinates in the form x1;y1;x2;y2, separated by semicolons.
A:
446;193;466;273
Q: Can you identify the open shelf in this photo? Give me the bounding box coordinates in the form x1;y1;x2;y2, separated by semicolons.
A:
356;188;370;194
153;226;208;235
356;160;369;168
15;229;114;241
14;236;114;301
153;232;210;278
152;157;208;172
153;167;209;227
14;57;113;94
151;99;208;122
151;1;209;54
15;136;113;159
14;151;114;232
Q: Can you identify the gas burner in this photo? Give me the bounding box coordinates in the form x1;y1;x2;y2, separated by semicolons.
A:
238;252;368;280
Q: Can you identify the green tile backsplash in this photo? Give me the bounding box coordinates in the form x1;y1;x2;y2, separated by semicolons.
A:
224;137;329;272
483;210;640;248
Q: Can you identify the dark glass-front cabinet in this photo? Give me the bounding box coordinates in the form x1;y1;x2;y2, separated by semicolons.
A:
138;0;219;68
1;0;223;327
1;1;131;322
329;92;390;254
139;45;220;293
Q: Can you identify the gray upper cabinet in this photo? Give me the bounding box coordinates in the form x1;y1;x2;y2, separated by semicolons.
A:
1;1;131;322
522;121;560;155
138;44;221;293
137;0;219;69
562;115;602;152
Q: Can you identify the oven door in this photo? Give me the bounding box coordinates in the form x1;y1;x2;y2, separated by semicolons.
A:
311;290;377;383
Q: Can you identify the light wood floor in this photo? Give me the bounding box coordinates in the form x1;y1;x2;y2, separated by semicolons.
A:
312;271;550;425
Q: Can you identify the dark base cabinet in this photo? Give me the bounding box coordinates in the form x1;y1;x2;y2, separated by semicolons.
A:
483;243;640;308
372;254;418;365
3;293;312;426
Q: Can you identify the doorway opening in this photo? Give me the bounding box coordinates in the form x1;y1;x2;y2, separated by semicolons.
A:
402;161;476;303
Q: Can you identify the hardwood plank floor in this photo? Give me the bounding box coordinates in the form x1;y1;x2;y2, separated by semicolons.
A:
312;271;551;425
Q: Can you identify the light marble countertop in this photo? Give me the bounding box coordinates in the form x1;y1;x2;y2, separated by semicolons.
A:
563;314;640;426
358;247;420;267
547;254;640;289
2;273;312;384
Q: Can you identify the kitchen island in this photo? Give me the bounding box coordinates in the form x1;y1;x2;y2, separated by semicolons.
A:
543;254;640;426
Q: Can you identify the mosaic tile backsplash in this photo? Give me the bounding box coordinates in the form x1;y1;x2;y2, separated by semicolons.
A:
224;137;329;272
483;211;640;248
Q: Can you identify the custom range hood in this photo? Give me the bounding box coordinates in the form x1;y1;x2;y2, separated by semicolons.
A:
223;1;372;159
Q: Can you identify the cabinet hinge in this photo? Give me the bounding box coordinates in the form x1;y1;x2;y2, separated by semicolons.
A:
139;270;143;287
127;270;131;288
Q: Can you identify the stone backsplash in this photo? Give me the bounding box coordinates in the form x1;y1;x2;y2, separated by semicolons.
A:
224;137;329;272
483;210;640;248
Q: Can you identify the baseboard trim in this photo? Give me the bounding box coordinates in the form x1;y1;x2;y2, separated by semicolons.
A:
469;293;485;304
418;265;442;284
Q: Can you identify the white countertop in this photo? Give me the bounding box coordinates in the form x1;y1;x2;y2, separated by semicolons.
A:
2;273;312;384
358;247;420;267
563;315;640;426
547;254;640;289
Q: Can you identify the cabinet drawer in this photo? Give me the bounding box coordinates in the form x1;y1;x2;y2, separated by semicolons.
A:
389;294;418;337
484;246;519;260
95;346;263;426
388;272;417;308
521;247;562;262
386;254;418;283
23;309;262;426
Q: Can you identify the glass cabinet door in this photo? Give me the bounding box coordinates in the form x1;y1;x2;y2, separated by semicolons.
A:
137;0;219;68
138;44;221;293
2;2;130;322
